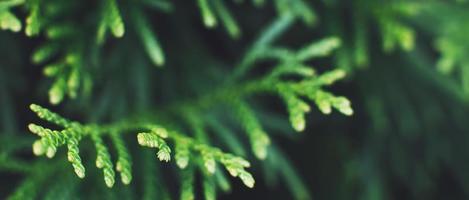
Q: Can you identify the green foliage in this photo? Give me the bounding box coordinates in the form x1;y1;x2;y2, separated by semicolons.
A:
97;0;125;42
17;27;353;197
138;132;171;162
231;100;270;159
7;0;469;200
0;10;21;32
374;1;418;52
131;8;165;67
325;0;419;70
180;166;195;200
25;0;40;36
91;131;116;187
416;2;469;94
110;131;132;184
10;0;319;106
26;0;93;104
197;0;218;28
27;103;257;189
0;1;23;41
0;0;356;198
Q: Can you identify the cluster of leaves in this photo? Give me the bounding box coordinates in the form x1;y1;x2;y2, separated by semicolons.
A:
322;0;469;99
311;1;469;199
27;103;254;190
415;2;469;94
12;0;124;104
19;26;353;198
341;54;469;199
0;0;22;32
0;0;391;199
312;0;462;72
2;0;469;199
321;0;419;70
1;0;316;106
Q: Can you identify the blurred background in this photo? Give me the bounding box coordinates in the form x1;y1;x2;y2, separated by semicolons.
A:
1;1;469;200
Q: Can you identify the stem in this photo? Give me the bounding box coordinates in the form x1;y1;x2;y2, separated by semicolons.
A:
92;78;276;136
228;15;295;82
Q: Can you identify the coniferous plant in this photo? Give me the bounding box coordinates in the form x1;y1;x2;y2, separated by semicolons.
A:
1;0;469;199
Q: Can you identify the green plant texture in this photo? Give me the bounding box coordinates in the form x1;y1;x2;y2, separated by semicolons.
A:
1;0;469;200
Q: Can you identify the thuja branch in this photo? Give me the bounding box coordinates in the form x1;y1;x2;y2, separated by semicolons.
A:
172;68;352;129
28;103;255;188
27;65;351;188
26;35;352;191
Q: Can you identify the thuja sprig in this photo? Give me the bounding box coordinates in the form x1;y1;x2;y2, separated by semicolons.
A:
130;6;165;67
26;66;351;193
25;35;353;194
147;38;353;160
376;5;417;53
38;51;90;105
420;2;469;94
110;131;132;184
0;0;23;32
274;69;353;132
203;172;216;200
327;1;420;69
96;0;125;43
28;104;116;186
90;131;116;187
160;70;351;160
136;125;255;188
175;137;191;169
230;99;270;159
202;37;350;131
1;0;319;107
28;104;87;178
3;0;125;104
27;0;93;105
25;0;40;36
28;104;255;188
137;132;171;162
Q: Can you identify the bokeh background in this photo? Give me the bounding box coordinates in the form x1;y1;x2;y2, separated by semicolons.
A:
2;1;469;200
